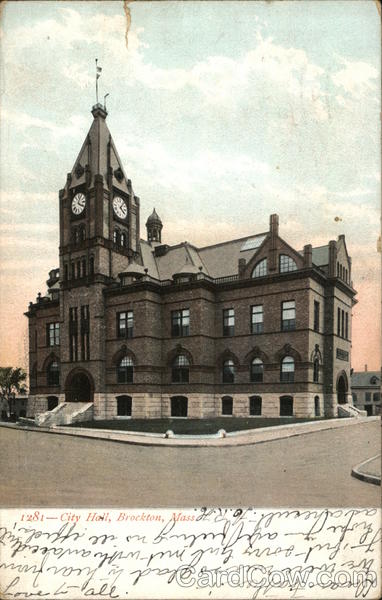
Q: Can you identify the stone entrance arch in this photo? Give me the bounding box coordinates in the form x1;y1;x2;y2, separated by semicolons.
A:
65;369;94;403
337;371;348;405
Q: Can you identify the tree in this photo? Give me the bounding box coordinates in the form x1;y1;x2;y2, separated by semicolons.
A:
0;367;27;420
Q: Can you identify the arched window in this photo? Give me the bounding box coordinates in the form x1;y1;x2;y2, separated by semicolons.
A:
72;228;79;244
82;258;87;277
172;355;190;383
76;260;81;278
71;262;75;279
47;361;60;386
313;359;319;383
280;356;295;383
221;396;233;415
89;256;94;275
120;232;127;247
249;395;262;416
280;395;293;416
250;358;263;382
314;395;320;417
47;396;59;411
117;356;134;383
117;395;132;416
252;258;267;278
222;359;235;383
279;254;297;273
113;229;120;245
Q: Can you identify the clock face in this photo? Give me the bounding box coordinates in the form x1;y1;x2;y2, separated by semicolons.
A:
71;193;86;215
113;196;128;220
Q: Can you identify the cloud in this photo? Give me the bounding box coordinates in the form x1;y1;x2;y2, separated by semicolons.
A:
332;59;379;98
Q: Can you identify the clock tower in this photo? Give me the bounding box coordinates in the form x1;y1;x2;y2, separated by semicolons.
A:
58;103;141;407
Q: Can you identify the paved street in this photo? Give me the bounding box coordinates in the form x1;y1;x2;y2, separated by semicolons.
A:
0;420;380;507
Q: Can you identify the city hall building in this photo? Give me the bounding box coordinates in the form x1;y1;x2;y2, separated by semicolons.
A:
26;104;357;422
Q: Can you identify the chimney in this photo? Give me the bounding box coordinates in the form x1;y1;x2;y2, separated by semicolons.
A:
365;364;368;372
328;240;337;277
303;244;312;267
270;214;279;236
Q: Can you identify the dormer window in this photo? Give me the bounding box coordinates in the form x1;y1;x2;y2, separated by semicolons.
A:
279;254;297;273
252;258;267;278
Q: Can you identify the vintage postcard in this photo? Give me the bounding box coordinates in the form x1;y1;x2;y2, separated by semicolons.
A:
0;1;381;598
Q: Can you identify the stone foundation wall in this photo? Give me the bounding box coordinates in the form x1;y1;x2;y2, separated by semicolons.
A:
27;394;65;418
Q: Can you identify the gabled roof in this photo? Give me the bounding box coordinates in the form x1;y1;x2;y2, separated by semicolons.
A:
351;371;381;388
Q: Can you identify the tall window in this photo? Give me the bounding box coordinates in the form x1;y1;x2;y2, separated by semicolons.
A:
117;356;134;383
82;258;87;277
282;301;296;331
89;256;94;275
341;310;345;338
337;307;341;336
171;309;190;337
120;232;127;247
251;305;263;334
47;361;60;386
345;312;349;339
249;395;262;416
279;254;297;273
71;262;75;280
314;301;320;332
250;358;263;382
280;395;293;416
222;359;235;383
80;225;86;242
113;229;120;245
172;355;190;383
313;359;319;383
223;308;235;336
69;307;78;362
314;396;320;416
47;322;60;346
221;396;233;416
281;356;295;383
80;305;90;361
117;311;134;338
117;395;132;416
252;258;267;278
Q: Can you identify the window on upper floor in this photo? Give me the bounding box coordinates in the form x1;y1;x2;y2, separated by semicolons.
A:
345;312;349;339
280;356;295;383
171;309;190;337
279;254;297;273
120;232;128;248
251;305;263;334
252;258;267;278
80;225;86;242
373;392;380;402
113;229;120;245
250;358;264;383
172;354;190;383
282;300;296;331
46;322;60;346
47;361;60;386
313;359;319;383
89;256;94;275
222;359;235;384
117;311;134;339
314;301;320;332
117;356;134;384
223;308;235;337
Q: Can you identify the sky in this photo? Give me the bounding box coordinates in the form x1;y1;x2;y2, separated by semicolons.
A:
0;0;380;372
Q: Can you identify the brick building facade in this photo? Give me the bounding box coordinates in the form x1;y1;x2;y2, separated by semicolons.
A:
26;105;357;421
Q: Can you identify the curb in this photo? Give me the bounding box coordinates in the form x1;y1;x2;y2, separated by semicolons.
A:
0;417;379;448
351;455;381;487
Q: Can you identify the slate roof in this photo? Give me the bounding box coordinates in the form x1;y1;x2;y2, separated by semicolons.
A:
351;371;381;388
311;245;329;267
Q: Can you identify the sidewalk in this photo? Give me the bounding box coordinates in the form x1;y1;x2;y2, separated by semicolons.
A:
351;454;381;486
1;416;379;448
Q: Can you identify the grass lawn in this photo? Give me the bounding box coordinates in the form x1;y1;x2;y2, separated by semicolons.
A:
69;416;328;435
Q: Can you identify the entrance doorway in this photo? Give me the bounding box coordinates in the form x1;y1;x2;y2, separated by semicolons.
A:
65;371;93;402
47;396;59;411
171;396;188;417
365;405;373;416
337;373;348;404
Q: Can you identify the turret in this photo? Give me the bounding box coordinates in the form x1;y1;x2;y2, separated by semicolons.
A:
146;208;163;244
